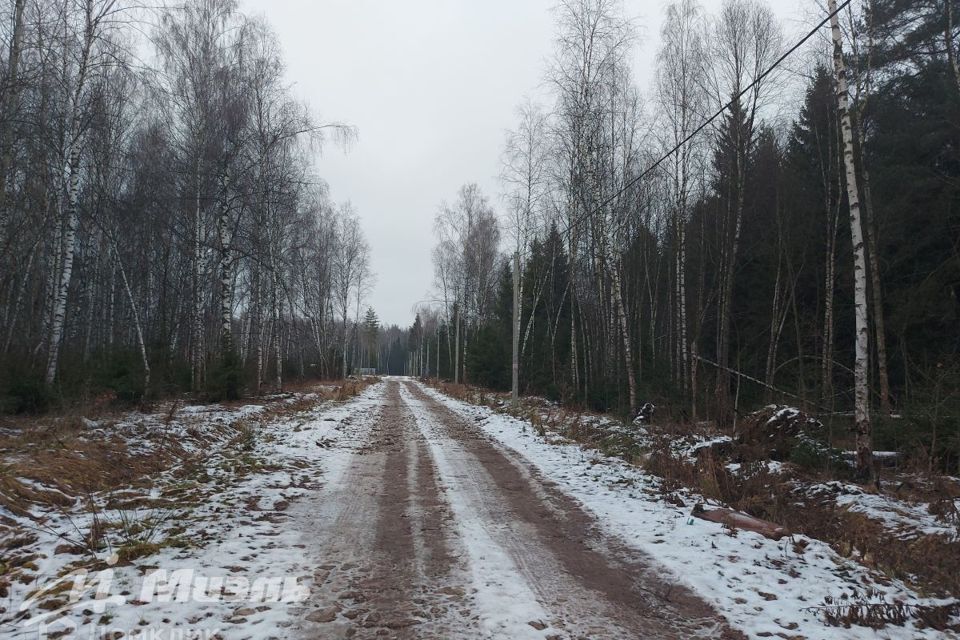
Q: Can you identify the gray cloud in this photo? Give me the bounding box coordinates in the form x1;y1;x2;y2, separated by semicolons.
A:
240;0;802;326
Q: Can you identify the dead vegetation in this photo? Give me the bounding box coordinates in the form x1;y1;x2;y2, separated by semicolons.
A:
649;421;960;605
432;380;960;627
0;380;365;604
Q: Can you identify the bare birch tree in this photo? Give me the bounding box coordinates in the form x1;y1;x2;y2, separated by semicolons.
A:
829;0;873;479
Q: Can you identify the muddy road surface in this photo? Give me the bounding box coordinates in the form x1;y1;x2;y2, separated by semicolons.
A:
290;378;735;639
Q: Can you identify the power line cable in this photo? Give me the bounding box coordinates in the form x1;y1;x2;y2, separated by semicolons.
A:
559;0;852;238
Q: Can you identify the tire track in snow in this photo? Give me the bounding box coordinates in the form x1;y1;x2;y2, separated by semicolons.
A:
398;381;555;639
401;379;731;639
293;380;472;639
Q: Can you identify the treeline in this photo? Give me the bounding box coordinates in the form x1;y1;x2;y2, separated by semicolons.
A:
418;0;959;471
0;0;373;412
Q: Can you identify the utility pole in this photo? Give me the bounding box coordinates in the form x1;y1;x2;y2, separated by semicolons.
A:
512;251;520;407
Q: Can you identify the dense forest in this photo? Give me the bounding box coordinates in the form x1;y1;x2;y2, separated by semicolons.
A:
412;0;960;475
0;0;376;409
1;0;957;476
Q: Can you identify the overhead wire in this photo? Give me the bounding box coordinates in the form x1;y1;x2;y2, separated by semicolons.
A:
557;0;853;238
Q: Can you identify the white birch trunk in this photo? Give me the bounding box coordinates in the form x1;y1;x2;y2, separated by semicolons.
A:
191;166;204;391
612;262;637;413
273;268;282;391
44;142;81;384
113;244;150;393
676;219;689;395
217;187;233;357
830;0;873;479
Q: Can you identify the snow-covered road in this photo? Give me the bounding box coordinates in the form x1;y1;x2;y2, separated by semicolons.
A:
7;377;952;639
287;378;728;639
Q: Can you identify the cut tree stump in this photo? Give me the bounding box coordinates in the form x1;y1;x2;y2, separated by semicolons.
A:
692;505;788;540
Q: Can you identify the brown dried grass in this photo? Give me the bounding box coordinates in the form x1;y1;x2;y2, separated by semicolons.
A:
641;438;960;599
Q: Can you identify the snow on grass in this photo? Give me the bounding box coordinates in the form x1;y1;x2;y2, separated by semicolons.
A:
676;434;732;460
418;381;958;640
1;382;385;639
807;480;959;541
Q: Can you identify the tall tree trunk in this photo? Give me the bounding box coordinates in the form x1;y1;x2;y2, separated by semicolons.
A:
715;141;745;428
0;0;26;227
253;264;263;394
947;0;960;95
44;143;81;385
860;148;892;415
830;0;873;480
82;241;100;361
765;253;783;402
612;262;637;413
191;166;204;391
114;243;150;394
4;237;37;354
217;187;233;358
341;302;349;379
273;267;282;391
676;217;689;396
822;203;839;406
462;328;468;384
106;260;116;349
454;303;460;384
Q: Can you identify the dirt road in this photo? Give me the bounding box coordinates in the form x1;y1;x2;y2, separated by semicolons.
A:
291;379;734;639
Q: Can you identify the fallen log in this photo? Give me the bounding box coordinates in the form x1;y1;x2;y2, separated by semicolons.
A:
841;450;904;468
692;504;789;540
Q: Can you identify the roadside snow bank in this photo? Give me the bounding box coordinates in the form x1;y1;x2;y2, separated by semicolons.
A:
420;382;957;640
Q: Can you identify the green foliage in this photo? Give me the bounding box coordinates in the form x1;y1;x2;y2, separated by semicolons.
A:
517;226;571;402
465;263;513;391
466;324;511;390
91;351;146;403
788;437;846;474
206;349;244;401
0;371;52;414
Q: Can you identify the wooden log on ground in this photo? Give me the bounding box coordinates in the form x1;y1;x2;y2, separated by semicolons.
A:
692;505;789;540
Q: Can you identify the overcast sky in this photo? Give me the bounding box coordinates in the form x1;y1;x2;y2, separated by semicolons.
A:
240;0;808;327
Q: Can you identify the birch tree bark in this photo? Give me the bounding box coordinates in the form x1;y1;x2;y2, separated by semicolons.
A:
113;244;150;393
829;0;873;480
45;142;81;384
658;0;705;401
217;184;234;358
848;5;892;415
191;165;204;390
45;0;112;384
612;261;637;413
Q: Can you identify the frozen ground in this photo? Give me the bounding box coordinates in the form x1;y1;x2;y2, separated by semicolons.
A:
417;383;959;640
1;378;954;639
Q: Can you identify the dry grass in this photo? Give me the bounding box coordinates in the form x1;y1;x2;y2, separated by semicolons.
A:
435;382;473;403
435;380;960;610
0;422;176;520
640;438;960;601
0;378;355;523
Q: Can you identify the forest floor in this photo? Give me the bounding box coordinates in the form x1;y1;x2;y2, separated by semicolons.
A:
0;378;956;639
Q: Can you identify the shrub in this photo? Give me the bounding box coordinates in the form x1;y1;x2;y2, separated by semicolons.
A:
206;350;245;401
1;373;52;414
